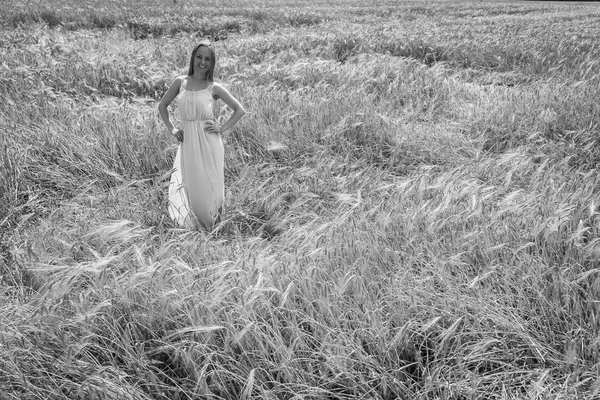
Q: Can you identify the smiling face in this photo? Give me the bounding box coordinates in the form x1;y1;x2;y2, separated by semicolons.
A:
195;47;212;76
188;42;216;82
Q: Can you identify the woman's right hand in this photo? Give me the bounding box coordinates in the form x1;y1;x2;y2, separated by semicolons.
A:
171;128;184;143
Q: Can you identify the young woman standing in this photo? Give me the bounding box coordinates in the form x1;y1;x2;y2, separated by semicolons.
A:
159;41;245;230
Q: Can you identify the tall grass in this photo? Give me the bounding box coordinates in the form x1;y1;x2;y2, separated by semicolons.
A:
2;0;600;399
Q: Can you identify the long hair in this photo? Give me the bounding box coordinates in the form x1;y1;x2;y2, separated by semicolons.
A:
187;41;216;82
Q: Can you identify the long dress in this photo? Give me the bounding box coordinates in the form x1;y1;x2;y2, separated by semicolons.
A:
168;80;224;231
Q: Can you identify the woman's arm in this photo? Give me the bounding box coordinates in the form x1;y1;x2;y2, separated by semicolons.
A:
158;76;183;136
211;82;246;133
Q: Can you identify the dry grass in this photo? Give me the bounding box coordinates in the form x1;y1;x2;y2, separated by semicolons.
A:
2;0;600;399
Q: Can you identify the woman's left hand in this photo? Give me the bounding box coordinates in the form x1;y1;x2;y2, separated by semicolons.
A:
204;120;222;135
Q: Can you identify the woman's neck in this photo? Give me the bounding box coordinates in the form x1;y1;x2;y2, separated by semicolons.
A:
192;72;208;81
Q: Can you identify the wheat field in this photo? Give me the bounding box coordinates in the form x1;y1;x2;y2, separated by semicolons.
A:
1;0;600;399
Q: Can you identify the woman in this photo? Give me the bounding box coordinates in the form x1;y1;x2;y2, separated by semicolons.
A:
159;41;245;230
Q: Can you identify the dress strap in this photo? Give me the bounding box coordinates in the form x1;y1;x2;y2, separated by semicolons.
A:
178;76;187;94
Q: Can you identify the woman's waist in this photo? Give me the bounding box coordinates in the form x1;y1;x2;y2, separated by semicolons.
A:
181;117;214;122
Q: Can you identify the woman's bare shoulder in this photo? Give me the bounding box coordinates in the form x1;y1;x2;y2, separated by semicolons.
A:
211;81;230;93
166;75;184;88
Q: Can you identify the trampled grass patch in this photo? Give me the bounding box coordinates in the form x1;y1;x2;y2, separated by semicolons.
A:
2;0;600;399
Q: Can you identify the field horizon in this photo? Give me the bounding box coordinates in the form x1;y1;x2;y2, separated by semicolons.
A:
2;0;600;399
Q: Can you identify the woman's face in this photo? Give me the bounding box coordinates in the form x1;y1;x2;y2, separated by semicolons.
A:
194;46;213;77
